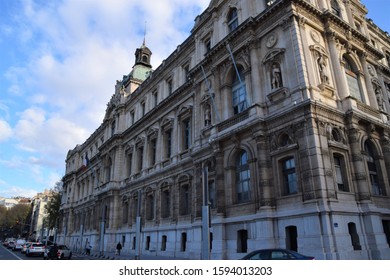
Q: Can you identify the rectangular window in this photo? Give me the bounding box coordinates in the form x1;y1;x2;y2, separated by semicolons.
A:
127;153;133;177
161;189;170;218
141;102;145;117
167;79;173;95
161;235;167;251
184;65;190;82
165;129;172;159
282;157;297;195
153;91;158;107
205;39;211;54
150;139;157;166
130;111;135;125
237;230;248;253
180;185;190;215
111;121;116;136
232;82;247;114
334;154;349;192
181;232;187;252
137;147;144;172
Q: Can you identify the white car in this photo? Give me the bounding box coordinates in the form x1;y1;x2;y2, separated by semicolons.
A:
26;242;45;257
21;242;31;254
13;239;26;251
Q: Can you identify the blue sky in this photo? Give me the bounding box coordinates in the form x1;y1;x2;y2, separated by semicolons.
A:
0;0;389;198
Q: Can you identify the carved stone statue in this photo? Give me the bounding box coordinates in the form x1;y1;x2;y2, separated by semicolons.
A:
204;104;211;127
375;86;384;111
271;63;282;89
317;54;329;84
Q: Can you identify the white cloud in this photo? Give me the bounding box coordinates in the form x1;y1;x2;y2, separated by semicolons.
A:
0;185;40;198
1;0;210;197
0;119;12;142
13;107;89;165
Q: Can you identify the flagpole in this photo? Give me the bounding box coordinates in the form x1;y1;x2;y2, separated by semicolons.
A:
226;43;247;110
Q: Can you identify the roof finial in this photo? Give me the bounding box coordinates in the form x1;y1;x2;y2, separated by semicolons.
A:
143;21;147;47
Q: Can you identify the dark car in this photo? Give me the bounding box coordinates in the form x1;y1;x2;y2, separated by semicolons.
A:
241;249;315;260
43;244;72;260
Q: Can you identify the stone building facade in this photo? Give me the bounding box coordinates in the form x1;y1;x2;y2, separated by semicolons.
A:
57;0;390;259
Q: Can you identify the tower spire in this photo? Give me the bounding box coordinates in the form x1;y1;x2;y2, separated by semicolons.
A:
142;21;147;47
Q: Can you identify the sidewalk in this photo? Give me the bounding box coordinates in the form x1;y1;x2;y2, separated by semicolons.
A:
74;250;189;260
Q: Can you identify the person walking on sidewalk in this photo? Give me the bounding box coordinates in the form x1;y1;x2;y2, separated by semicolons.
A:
116;242;122;255
85;242;92;255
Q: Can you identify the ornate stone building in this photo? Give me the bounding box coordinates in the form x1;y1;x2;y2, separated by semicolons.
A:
57;0;390;259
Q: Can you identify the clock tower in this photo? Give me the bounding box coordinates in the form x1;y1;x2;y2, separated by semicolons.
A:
121;39;153;95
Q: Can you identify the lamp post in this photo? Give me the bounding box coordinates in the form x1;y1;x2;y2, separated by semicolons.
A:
201;166;210;260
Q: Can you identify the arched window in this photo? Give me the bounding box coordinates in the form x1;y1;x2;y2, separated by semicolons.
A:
364;141;385;196
232;66;247;114
227;8;238;32
236;150;251;203
343;56;363;101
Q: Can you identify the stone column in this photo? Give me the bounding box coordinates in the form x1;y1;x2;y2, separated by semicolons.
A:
347;125;371;200
381;134;390;195
343;0;355;26
326;32;349;101
212;146;226;215
360;53;377;108
249;39;263;105
255;135;274;208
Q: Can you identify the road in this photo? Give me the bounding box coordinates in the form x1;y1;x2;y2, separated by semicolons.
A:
0;243;84;260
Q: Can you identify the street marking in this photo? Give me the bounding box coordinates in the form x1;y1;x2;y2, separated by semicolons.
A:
6;249;23;260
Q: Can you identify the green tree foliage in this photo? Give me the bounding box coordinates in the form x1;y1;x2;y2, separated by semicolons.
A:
44;181;63;229
0;204;32;237
0;205;7;226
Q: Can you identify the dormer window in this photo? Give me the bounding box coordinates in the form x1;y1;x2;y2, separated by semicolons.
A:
227;8;238;33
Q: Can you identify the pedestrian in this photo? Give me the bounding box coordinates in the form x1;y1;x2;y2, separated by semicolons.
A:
85;241;91;255
116;242;122;255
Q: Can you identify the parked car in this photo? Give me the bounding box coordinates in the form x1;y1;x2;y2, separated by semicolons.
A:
3;238;15;247
43;244;72;260
7;241;16;250
57;245;72;259
43;245;54;260
21;242;31;254
26;242;45;257
13;239;26;251
241;249;315;260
